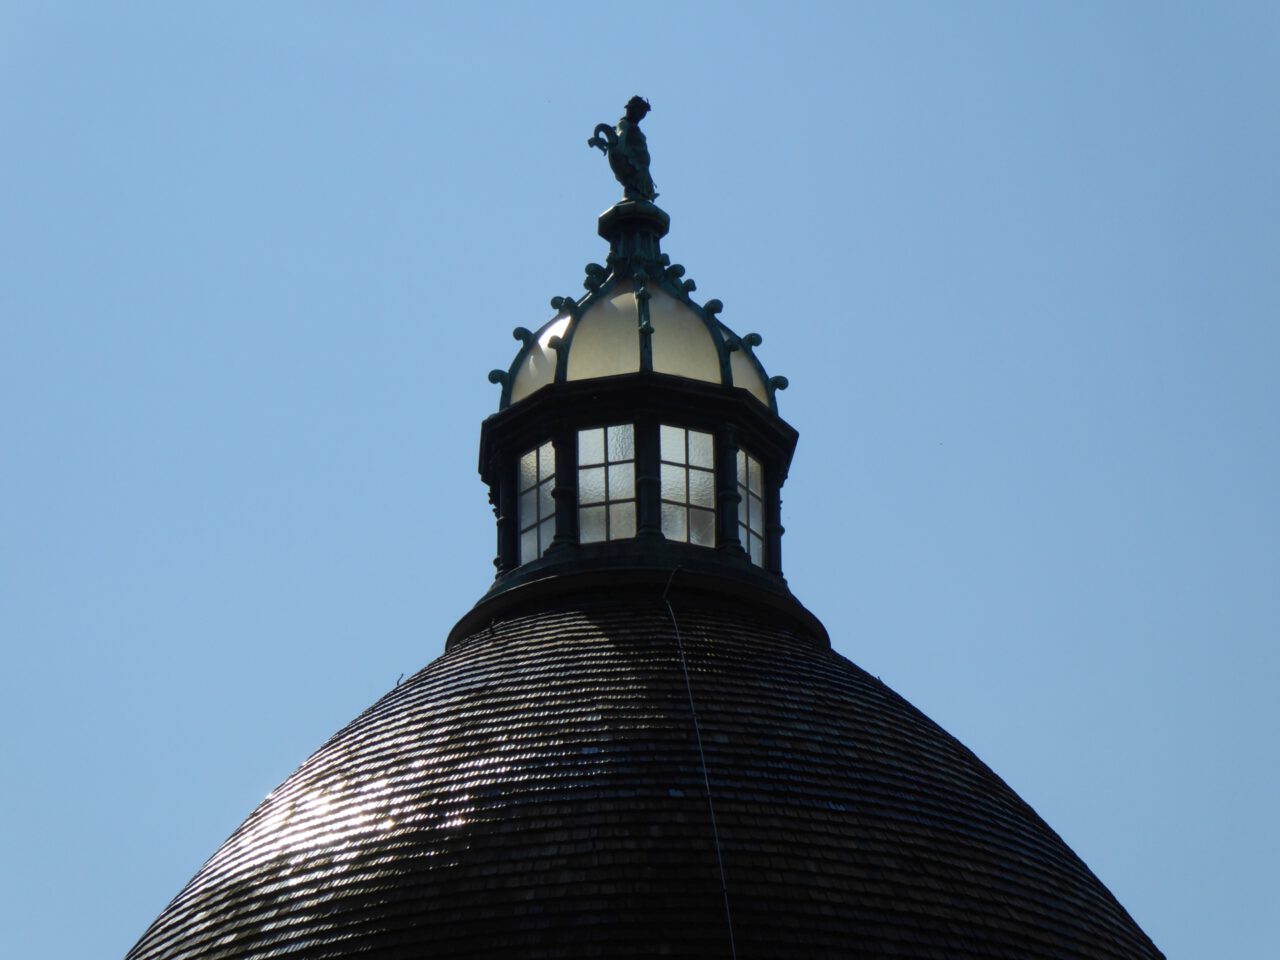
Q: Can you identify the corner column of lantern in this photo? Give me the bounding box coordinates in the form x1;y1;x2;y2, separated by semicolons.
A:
549;420;578;555
715;429;743;554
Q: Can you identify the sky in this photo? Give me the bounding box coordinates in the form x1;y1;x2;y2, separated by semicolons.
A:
1;2;1276;957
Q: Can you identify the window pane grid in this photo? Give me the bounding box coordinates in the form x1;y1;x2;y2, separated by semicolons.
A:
519;441;556;564
661;426;716;547
578;425;635;543
736;449;765;566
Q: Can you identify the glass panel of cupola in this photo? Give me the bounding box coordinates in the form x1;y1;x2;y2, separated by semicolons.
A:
736;448;766;566
688;430;714;470
647;287;720;384
565;284;641;382
607;423;634;461
727;338;771;406
578;425;636;544
660;426;716;547
518;441;556;564
510;315;571;405
578;427;604;467
690;503;715;545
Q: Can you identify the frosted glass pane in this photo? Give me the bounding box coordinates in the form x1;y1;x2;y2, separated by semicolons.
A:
748;457;763;496
520;450;538;492
579;467;605;505
580;505;606;543
738;497;749;532
538;479;555;518
609;502;636;539
749;533;764;566
519;489;538;529
736;448;746;482
662;502;687;542
566;285;641;381
521;527;538;564
510;315;570;405
579;428;604;466
728;344;770;406
750;493;765;534
649;287;720;384
538;517;555;552
538;442;555;480
690;507;715;547
688;430;714;469
608;463;634;500
661;463;686;503
607;423;634;462
660;424;685;463
689;468;715;509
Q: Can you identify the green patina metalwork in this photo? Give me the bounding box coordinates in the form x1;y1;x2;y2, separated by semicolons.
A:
588;95;657;202
487;101;789;413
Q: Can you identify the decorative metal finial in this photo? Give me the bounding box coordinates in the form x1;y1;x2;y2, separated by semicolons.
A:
588;95;658;201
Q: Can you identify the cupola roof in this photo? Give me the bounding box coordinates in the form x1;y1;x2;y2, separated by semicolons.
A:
492;200;786;413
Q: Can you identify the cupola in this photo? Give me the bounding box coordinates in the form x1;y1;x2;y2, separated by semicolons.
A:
475;100;796;618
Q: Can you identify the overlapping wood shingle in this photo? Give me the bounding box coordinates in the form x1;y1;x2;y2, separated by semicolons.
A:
127;590;1163;959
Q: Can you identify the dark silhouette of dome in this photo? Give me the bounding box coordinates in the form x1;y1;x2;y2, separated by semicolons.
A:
127;101;1163;960
128;578;1161;959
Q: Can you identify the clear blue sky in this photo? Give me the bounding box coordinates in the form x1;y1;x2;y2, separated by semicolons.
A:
2;3;1276;957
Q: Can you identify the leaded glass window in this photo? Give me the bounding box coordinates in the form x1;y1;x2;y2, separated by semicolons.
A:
736;448;765;566
660;425;716;547
518;441;555;564
578;424;636;543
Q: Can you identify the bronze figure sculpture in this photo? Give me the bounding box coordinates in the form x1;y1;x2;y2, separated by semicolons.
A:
588;95;657;201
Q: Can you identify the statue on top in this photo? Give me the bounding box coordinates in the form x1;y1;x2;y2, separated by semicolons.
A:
588;96;657;202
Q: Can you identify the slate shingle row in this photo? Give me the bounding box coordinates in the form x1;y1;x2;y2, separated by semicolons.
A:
127;590;1163;959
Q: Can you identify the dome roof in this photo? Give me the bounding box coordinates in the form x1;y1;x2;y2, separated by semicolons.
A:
490;200;786;413
126;580;1163;960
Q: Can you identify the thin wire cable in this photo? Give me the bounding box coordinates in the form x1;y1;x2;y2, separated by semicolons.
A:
662;568;737;960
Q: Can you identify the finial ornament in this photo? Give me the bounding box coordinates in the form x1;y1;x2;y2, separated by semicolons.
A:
588;95;657;201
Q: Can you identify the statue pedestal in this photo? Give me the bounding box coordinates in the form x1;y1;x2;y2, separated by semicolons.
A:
598;200;670;244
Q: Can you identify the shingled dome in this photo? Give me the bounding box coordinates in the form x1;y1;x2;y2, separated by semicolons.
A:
127;582;1162;959
127;99;1164;960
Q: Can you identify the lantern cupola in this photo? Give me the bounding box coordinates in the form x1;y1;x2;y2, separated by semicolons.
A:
471;97;800;633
